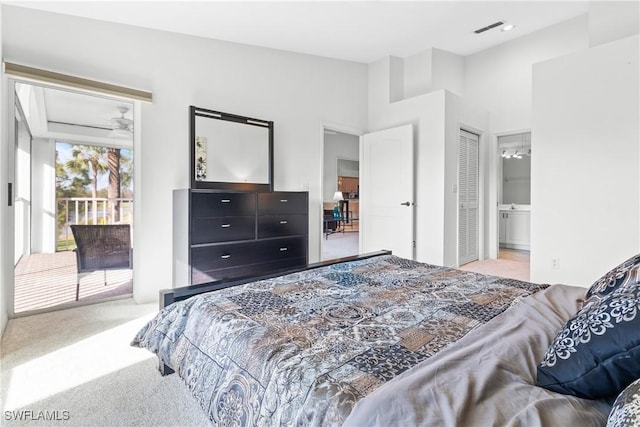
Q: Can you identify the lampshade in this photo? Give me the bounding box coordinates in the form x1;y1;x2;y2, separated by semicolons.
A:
332;191;344;202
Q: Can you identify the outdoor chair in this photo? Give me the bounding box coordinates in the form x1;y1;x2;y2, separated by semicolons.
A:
70;224;132;301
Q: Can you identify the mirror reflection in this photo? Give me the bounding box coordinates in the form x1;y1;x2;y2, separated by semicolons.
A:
499;132;531;205
194;116;270;183
191;106;273;190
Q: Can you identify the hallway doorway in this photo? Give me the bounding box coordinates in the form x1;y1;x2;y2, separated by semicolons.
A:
322;129;360;260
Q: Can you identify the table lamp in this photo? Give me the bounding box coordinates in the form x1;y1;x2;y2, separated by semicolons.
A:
332;191;343;219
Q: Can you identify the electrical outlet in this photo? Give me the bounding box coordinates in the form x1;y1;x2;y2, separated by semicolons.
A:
552;258;560;269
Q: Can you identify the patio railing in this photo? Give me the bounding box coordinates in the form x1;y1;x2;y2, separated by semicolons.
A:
57;197;133;251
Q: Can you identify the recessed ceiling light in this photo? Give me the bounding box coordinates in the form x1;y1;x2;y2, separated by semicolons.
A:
502;24;516;32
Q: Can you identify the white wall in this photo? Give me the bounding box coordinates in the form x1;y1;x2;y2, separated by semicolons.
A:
371;15;600;267
369;57;489;266
432;49;465;97
588;1;639;48
391;48;465;102
2;5;368;304
370;57;445;264
403;50;433;100
531;35;639;286
323;132;359;202
462;12;592;261
1;4;637;322
464;15;589;134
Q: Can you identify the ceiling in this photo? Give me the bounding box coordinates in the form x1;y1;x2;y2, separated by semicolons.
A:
16;82;134;147
10;1;590;145
8;1;590;63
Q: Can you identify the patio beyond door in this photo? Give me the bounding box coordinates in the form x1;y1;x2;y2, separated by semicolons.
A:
12;81;135;314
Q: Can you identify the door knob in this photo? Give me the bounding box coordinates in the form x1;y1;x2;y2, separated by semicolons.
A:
400;201;411;206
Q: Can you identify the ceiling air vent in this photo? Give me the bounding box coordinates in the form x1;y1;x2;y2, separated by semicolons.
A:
474;21;504;34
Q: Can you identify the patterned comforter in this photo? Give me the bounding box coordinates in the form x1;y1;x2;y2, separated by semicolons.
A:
132;255;547;426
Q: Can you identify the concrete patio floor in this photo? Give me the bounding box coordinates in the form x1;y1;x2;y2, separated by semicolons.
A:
14;251;133;314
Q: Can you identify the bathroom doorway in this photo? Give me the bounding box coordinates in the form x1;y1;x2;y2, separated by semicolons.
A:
497;131;531;265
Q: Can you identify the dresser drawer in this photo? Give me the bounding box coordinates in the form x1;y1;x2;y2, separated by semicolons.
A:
191;257;307;285
192;191;256;217
258;214;307;239
258;236;307;262
191;237;306;282
192;216;256;244
192;265;255;285
258;192;307;215
191;241;264;273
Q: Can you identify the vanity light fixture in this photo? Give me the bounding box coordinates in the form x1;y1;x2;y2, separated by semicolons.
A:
499;132;531;160
502;149;529;159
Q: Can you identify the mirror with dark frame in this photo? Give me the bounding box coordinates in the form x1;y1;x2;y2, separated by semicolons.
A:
190;106;274;191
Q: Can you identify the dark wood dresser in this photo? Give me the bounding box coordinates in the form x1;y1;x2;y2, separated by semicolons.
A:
173;189;308;286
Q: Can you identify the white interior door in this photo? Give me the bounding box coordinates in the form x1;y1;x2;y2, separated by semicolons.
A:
459;129;479;265
361;124;414;259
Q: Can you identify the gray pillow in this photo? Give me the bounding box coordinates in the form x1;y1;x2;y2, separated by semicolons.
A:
608;377;640;427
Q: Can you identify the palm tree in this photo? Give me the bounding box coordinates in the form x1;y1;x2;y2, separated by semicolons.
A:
108;148;121;222
66;145;108;224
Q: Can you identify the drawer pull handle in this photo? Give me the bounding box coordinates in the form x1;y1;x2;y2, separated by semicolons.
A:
280;199;288;203
221;254;231;259
221;199;231;203
221;224;231;228
280;247;288;252
280;220;288;224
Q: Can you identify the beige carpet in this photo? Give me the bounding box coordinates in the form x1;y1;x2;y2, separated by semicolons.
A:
322;231;359;260
1;299;210;426
459;249;532;282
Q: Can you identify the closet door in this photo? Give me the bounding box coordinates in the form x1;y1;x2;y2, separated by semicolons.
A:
459;130;479;265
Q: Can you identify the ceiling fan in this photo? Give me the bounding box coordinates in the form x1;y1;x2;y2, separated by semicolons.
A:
110;106;133;137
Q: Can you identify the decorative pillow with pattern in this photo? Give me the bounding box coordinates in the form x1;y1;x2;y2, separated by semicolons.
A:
608;377;640;427
586;254;640;300
537;280;640;399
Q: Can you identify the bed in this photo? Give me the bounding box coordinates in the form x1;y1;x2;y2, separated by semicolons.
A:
132;251;640;426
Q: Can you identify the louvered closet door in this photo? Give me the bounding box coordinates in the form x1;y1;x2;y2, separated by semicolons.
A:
459;130;479;265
